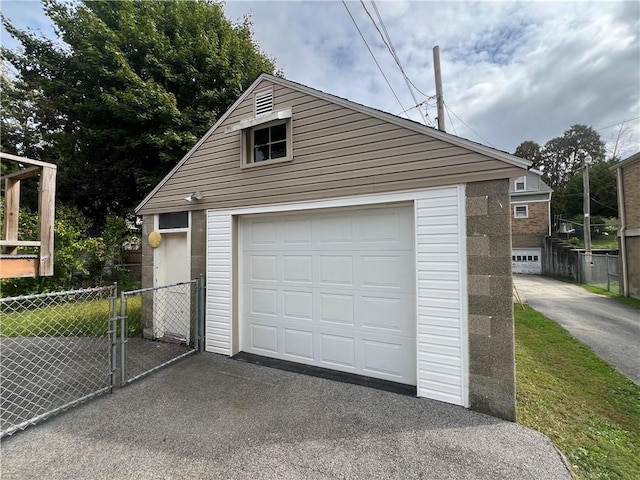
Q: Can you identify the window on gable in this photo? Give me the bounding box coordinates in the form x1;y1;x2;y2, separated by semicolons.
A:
514;176;526;191
253;123;287;162
514;205;529;219
242;118;292;166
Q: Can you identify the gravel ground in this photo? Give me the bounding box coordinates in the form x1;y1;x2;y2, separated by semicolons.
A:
0;353;571;480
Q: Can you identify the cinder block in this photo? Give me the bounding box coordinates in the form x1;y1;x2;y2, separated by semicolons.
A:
468;275;491;296
468;256;512;276
466;179;509;197
467;236;490;257
469;314;492;336
469;374;516;421
466;196;488;216
490;276;513;297
487;194;511;216
489;235;512;257
467;215;511;237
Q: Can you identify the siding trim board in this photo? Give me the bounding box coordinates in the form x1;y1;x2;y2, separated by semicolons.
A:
136;74;530;214
206;185;469;408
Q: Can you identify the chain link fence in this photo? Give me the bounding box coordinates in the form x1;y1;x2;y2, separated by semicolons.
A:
1;286;116;438
120;279;202;386
578;253;620;294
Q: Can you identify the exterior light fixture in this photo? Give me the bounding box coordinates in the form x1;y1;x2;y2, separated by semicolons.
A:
185;191;203;203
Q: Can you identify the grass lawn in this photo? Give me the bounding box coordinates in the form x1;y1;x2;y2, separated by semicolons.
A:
515;305;640;479
0;296;142;337
580;284;640;310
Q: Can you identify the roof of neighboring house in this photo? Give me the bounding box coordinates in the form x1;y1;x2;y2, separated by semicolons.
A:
136;73;531;213
615;151;640;169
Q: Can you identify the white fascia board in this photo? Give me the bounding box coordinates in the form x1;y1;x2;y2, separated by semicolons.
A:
214;187;446;217
224;108;292;133
264;75;531;171
135;73;273;213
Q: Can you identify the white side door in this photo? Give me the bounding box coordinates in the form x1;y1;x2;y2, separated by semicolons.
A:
154;232;190;341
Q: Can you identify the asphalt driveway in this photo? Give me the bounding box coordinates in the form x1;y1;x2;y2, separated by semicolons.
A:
0;353;570;479
514;274;640;384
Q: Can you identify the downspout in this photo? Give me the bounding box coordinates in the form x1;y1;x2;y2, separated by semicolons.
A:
616;165;628;296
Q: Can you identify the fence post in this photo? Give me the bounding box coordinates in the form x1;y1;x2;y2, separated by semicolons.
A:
606;254;611;291
197;274;206;352
120;290;127;387
109;283;118;392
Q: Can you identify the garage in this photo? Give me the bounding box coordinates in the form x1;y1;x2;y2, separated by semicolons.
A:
240;204;416;385
512;248;542;274
139;73;532;419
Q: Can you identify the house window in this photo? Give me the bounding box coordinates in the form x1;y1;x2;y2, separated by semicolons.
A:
243;118;292;166
514;176;526;191
514;205;529;219
159;212;188;230
253;123;287;162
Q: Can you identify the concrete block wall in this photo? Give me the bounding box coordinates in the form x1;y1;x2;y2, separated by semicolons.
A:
466;179;516;421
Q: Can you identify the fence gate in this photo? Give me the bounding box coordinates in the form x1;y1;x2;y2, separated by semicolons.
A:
0;286;116;438
119;278;204;386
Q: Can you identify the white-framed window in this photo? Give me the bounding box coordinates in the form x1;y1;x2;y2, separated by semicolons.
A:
513;205;529;219
514;176;526;191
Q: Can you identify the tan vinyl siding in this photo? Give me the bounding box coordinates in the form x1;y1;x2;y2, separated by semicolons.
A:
138;79;524;214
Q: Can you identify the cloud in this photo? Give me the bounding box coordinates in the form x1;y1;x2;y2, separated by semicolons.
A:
3;0;639;158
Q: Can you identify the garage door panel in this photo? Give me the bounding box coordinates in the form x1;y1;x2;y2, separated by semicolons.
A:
319;255;354;286
319;293;355;325
282;290;313;320
283;328;314;360
315;216;353;244
282;218;312;245
249;255;278;282
283;255;313;283
241;205;416;385
251;324;278;353
362;339;407;378
320;334;356;369
360;294;413;334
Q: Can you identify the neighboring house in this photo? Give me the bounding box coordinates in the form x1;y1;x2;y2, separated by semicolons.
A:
509;169;552;274
136;73;531;421
1;152;56;279
614;152;640;299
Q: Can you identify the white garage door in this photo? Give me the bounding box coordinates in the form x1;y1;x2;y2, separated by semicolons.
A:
240;204;416;385
512;249;542;274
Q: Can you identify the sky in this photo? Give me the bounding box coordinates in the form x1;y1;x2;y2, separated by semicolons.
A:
2;0;639;158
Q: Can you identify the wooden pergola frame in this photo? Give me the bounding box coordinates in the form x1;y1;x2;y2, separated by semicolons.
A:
1;152;57;279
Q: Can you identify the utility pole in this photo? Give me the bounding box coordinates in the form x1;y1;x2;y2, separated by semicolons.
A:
433;46;445;132
583;154;592;264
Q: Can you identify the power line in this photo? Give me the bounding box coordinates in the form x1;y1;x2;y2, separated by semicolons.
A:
444;102;494;147
341;0;408;119
595;116;640;132
444;103;457;136
363;0;427;124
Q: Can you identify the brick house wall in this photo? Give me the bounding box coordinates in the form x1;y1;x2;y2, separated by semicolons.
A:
623;160;640;229
511;202;549;235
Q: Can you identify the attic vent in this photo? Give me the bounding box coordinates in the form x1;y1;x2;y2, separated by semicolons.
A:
254;90;273;116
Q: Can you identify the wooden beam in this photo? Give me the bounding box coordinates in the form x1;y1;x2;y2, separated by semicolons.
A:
0;152;57;169
0;166;41;182
0;257;38;279
0;240;42;247
3;178;20;255
38;166;56;276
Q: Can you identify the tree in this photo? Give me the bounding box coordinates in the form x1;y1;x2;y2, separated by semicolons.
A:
2;0;277;227
554;160;618;220
521;124;606;189
513;140;542;164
